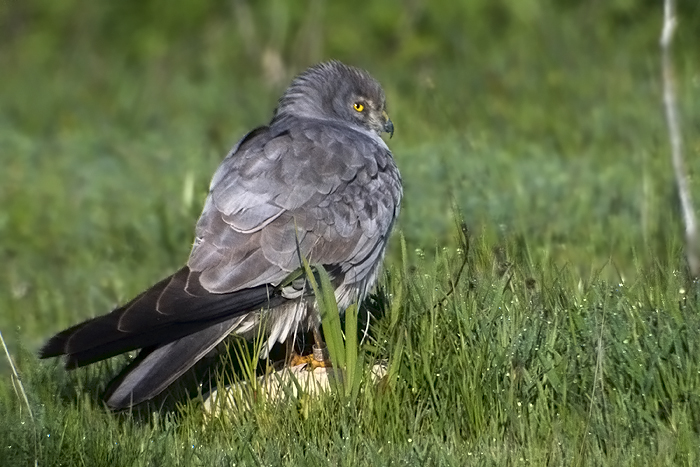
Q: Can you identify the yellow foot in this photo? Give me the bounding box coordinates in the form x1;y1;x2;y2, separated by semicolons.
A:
289;353;314;367
308;357;332;369
289;347;332;370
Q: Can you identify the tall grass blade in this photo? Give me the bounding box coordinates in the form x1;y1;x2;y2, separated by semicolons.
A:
299;259;346;370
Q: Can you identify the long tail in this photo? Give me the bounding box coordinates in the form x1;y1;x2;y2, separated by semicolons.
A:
39;266;285;408
103;319;242;409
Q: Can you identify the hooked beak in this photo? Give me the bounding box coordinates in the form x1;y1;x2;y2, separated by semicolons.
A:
382;111;394;138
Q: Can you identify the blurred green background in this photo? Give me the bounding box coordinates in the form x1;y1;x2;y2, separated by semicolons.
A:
1;0;699;358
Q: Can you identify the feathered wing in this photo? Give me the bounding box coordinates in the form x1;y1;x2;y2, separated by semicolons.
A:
190;120;402;295
40;119;401;408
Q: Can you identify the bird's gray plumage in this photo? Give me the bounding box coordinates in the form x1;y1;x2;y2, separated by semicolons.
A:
40;61;402;409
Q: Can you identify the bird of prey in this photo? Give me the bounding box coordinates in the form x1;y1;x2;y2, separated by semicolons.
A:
40;61;402;409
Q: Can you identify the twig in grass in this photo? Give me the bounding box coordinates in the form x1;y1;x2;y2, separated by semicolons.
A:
1;330;34;421
661;0;699;277
576;305;606;465
1;330;39;467
431;219;470;311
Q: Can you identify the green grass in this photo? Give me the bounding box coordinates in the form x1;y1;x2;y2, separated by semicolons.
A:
2;1;700;465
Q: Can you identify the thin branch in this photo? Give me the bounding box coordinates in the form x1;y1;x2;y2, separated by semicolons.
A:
231;0;259;60
576;308;606;466
661;0;699;276
1;331;34;422
1;330;38;466
432;219;470;311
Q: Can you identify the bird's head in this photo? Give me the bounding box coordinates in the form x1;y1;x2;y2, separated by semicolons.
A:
274;61;394;138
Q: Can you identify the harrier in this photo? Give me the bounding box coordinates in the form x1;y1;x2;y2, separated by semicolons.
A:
40;61;401;409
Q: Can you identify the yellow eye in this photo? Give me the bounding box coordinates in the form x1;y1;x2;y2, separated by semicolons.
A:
353;102;364;112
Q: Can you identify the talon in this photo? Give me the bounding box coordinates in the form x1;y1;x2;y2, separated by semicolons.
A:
289;348;332;369
308;357;332;369
289;352;315;367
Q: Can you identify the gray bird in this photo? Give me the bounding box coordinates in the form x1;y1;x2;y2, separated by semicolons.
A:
40;61;402;409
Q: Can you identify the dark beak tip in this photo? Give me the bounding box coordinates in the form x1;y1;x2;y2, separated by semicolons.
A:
385;119;394;139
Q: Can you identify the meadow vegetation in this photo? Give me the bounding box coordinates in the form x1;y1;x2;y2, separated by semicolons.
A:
2;1;700;465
